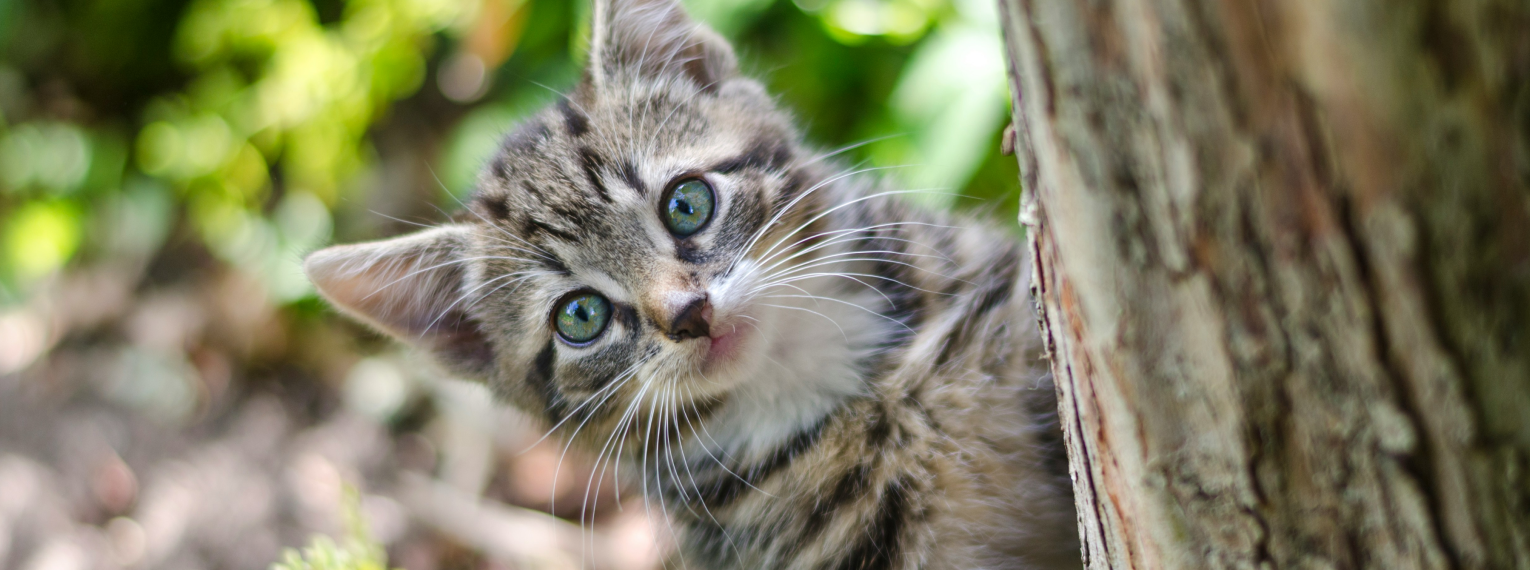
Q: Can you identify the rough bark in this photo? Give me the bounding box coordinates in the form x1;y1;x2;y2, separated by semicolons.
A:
995;1;1530;569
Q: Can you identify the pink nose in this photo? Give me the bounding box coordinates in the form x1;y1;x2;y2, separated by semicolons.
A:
662;293;712;341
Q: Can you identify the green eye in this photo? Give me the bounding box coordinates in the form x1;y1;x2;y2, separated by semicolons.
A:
663;178;715;237
554;292;612;344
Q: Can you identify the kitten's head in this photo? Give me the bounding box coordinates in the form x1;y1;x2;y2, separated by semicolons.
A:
306;0;851;431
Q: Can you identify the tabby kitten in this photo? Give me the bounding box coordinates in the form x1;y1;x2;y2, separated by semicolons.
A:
304;0;1080;568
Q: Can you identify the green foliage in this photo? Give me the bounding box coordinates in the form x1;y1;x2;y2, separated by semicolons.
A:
0;0;1017;307
271;487;396;570
272;535;391;570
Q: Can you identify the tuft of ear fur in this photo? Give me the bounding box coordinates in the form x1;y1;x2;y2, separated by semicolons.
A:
587;0;737;93
304;225;495;377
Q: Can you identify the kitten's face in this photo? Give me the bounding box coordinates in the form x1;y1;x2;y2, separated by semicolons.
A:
306;0;851;435
463;65;805;409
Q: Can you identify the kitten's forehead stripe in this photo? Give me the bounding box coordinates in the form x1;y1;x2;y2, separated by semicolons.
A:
525;218;581;251
558;98;590;137
713;135;792;175
618;159;644;196
577;147;614;202
476;195;511;221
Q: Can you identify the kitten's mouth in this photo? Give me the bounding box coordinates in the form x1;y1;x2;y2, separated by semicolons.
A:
701;325;748;372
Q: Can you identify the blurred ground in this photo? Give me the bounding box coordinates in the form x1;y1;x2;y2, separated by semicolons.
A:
0;0;1016;568
0;254;664;570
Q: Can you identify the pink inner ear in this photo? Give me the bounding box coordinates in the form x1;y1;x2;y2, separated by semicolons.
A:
304;225;497;377
304;226;472;341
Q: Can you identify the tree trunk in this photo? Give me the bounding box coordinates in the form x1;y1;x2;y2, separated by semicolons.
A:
995;1;1530;569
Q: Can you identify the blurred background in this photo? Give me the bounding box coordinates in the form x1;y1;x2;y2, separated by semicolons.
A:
0;0;1017;568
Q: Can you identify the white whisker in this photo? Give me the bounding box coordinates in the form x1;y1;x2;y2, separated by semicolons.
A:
752;188;954;266
762;293;916;333
356;255;537;302
758;303;849;340
551;363;645;515
751;220;959;270
729;165;911;269
797;134;906;169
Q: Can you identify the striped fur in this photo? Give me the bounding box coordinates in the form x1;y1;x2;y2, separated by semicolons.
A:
304;1;1079;568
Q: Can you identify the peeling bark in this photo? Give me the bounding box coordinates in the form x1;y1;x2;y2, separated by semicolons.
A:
996;1;1530;568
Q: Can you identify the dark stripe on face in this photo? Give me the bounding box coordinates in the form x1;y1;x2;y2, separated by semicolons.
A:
509;229;570;275
476;194;512;221
526;218;582;245
558;98;589;137
711;188;767;259
768;172;826;248
693;417;828;507
578;147;613;203
619;160;645;195
676;241;709;264
832;478;911;570
491;156;512;180
501;121;551;157
774;169;812;213
527;341;564;424
616;305;641;335
713;137;791;175
550;200;600;228
581;352;629;394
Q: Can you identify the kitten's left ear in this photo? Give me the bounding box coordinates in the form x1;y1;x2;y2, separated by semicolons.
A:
304;225;496;378
587;0;737;92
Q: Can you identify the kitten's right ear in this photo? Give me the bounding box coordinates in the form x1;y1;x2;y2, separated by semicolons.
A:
304;225;495;378
586;0;737;92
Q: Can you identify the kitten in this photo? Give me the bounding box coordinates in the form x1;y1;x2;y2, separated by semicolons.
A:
304;0;1080;568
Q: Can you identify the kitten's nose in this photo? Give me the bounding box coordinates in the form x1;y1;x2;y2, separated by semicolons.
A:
663;294;712;341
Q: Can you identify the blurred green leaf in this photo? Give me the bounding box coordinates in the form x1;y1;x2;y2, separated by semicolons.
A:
1;122;93;194
4;199;82;280
0;0;1020;302
881;14;1006;208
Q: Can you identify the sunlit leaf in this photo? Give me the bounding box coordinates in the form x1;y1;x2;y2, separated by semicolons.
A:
3;200;82;280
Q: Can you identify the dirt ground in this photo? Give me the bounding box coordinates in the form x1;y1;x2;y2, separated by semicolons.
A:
0;258;667;570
